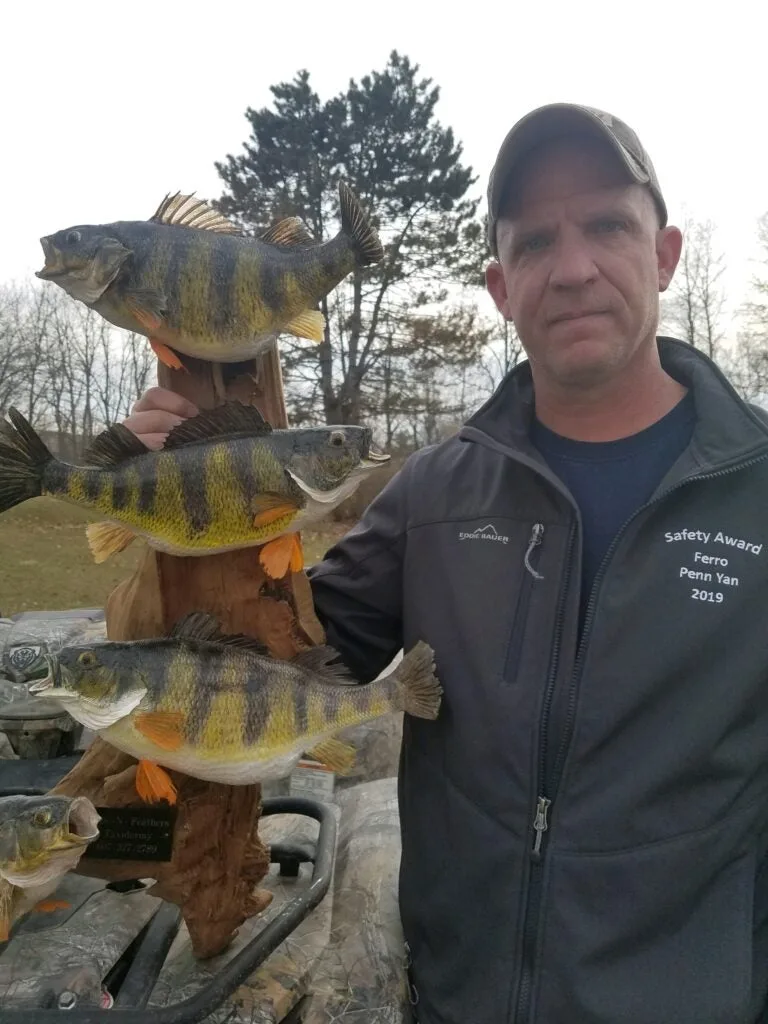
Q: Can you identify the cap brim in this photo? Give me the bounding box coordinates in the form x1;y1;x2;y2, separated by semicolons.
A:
487;103;667;256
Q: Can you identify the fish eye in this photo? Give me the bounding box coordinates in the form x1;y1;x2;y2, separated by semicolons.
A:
78;651;97;668
65;230;82;245
32;809;52;828
329;430;345;448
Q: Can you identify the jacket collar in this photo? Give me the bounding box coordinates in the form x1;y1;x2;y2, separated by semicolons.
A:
460;336;768;476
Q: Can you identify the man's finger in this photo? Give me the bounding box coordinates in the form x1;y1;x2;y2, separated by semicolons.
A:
123;410;185;442
130;387;199;418
137;432;173;452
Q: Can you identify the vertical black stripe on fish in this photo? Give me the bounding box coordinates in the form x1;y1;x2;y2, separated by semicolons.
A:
44;461;71;495
353;684;372;717
82;468;103;503
184;649;216;745
258;258;286;315
243;671;268;747
179;448;210;535
294;682;309;737
137;469;157;515
149;646;174;703
111;464;131;511
231;438;257;510
322;686;341;728
212;237;241;333
162;231;184;330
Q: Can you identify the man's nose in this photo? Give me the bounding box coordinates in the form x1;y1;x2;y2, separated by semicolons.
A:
549;235;599;289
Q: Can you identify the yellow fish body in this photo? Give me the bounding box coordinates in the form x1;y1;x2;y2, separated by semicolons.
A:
35;183;383;370
0;402;390;578
31;613;443;804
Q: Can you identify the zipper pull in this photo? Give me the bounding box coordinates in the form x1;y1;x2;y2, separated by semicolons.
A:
524;523;545;580
532;795;551;858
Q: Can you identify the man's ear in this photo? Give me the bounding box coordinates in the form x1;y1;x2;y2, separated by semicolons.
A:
657;225;683;293
486;261;512;319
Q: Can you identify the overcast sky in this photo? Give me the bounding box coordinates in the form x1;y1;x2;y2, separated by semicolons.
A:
2;0;767;335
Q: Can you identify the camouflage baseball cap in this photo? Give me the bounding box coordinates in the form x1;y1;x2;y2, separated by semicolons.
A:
486;102;668;257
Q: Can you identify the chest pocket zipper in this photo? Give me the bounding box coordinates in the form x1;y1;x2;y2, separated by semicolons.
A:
503;523;545;683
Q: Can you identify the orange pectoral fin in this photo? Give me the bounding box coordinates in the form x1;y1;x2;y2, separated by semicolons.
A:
136;760;178;805
259;534;297;579
134;711;185;750
149;339;189;373
33;899;71;914
252;498;298;529
289;534;304;573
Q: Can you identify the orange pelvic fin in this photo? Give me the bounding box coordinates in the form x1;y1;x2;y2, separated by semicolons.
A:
149;339;189;373
259;534;303;579
136;760;178;805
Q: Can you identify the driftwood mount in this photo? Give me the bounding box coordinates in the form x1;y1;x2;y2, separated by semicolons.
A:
51;344;325;959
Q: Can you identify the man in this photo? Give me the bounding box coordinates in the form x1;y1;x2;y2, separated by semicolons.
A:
124;105;768;1023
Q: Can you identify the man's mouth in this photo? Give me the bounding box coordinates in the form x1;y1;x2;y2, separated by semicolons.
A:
549;310;609;326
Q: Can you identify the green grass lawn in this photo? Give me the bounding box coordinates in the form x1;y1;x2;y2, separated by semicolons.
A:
0;498;350;617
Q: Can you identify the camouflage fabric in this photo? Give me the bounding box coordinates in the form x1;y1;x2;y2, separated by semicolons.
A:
0;780;410;1021
335;716;403;790
0;610;105;758
0;872;157;1009
148;803;342;1022
300;777;410;1024
0;610;106;684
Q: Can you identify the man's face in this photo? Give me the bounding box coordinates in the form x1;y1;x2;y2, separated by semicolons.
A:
485;136;682;392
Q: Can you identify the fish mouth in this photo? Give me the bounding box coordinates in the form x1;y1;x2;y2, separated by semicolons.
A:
35;265;64;281
28;677;52;696
36;237;61;279
29;657;66;699
28;661;55;697
35;237;77;281
65;797;100;845
365;444;390;465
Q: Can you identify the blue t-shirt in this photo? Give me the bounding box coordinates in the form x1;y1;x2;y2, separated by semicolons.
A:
530;391;696;609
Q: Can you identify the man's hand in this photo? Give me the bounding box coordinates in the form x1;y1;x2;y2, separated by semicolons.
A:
123;388;198;450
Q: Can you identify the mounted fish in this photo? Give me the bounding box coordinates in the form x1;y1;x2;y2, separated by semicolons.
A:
0;795;100;940
30;613;443;807
0;402;390;578
35;181;383;371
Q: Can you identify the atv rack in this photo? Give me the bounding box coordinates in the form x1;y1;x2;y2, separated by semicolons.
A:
0;758;337;1024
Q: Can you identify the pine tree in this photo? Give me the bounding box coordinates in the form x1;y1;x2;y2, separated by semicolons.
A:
215;51;487;425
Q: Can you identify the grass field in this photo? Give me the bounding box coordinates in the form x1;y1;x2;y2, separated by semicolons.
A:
0;498;351;617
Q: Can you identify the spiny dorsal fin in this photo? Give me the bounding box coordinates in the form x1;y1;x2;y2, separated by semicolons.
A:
259;217;315;248
169;612;270;654
149;192;242;235
291;645;357;684
339;180;383;266
163;402;273;449
82;424;151;467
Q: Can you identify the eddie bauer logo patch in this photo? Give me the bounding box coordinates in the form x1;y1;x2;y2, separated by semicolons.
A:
459;523;510;544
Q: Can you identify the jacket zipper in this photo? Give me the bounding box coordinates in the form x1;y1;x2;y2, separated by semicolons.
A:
504;524;545;681
513;448;768;1023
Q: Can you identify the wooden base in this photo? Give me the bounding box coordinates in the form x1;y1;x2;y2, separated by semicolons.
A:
47;340;326;958
51;737;272;960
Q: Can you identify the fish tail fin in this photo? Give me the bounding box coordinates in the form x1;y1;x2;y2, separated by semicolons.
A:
390;640;443;720
0;407;54;513
339;181;384;267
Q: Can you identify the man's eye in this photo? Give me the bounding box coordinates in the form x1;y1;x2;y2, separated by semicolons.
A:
520;235;549;253
592;219;626;233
